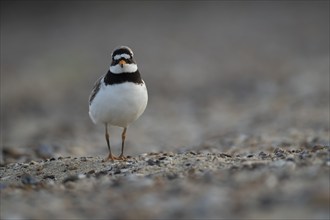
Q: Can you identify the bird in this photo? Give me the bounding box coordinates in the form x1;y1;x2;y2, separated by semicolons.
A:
88;46;148;161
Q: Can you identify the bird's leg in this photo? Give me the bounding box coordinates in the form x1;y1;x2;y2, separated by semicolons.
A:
118;127;127;160
103;124;117;161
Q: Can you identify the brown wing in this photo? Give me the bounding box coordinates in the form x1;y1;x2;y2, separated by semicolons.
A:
88;75;104;105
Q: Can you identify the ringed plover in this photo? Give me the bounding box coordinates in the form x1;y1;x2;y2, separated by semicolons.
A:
89;46;148;161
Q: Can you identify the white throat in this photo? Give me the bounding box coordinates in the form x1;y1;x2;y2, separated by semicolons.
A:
110;63;138;74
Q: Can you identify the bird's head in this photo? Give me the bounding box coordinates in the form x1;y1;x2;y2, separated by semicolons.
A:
110;46;138;74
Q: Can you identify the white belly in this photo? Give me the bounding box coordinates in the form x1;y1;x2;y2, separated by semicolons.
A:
89;81;148;127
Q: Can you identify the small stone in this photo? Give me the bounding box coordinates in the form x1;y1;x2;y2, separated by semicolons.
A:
87;170;95;175
43;175;55;180
62;175;79;183
114;169;121;175
311;145;324;152
66;164;78;170
147;159;158;166
274;148;286;159
3;147;26;159
299;150;312;160
80;157;87;162
35;144;55;159
21;174;38;185
29;160;38;165
95;170;108;178
286;155;295;162
166;173;178;180
120;168;129;173
219;153;232;158
62;174;85;183
258;151;268;159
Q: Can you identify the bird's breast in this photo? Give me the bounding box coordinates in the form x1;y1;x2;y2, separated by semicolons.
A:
89;82;148;127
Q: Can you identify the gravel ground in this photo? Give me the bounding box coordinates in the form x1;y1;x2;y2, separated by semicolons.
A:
1;131;329;219
1;1;329;219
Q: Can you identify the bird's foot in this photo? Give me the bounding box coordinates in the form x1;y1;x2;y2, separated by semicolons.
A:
102;153;118;162
102;154;127;162
117;154;127;161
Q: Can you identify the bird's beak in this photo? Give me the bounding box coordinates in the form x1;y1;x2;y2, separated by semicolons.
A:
119;60;126;67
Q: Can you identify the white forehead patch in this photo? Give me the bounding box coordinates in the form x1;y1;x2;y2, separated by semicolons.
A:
113;54;131;60
110;63;138;74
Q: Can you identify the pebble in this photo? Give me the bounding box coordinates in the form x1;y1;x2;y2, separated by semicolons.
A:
219;153;232;158
43;175;56;180
274;148;286;159
35;144;55;159
258;151;269;159
62;174;86;183
80;157;87;162
21;174;38;185
147;159;159;166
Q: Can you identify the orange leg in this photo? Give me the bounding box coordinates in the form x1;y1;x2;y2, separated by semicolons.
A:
118;127;127;160
103;124;118;161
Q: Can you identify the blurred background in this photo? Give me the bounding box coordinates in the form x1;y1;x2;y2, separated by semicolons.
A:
1;1;329;161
